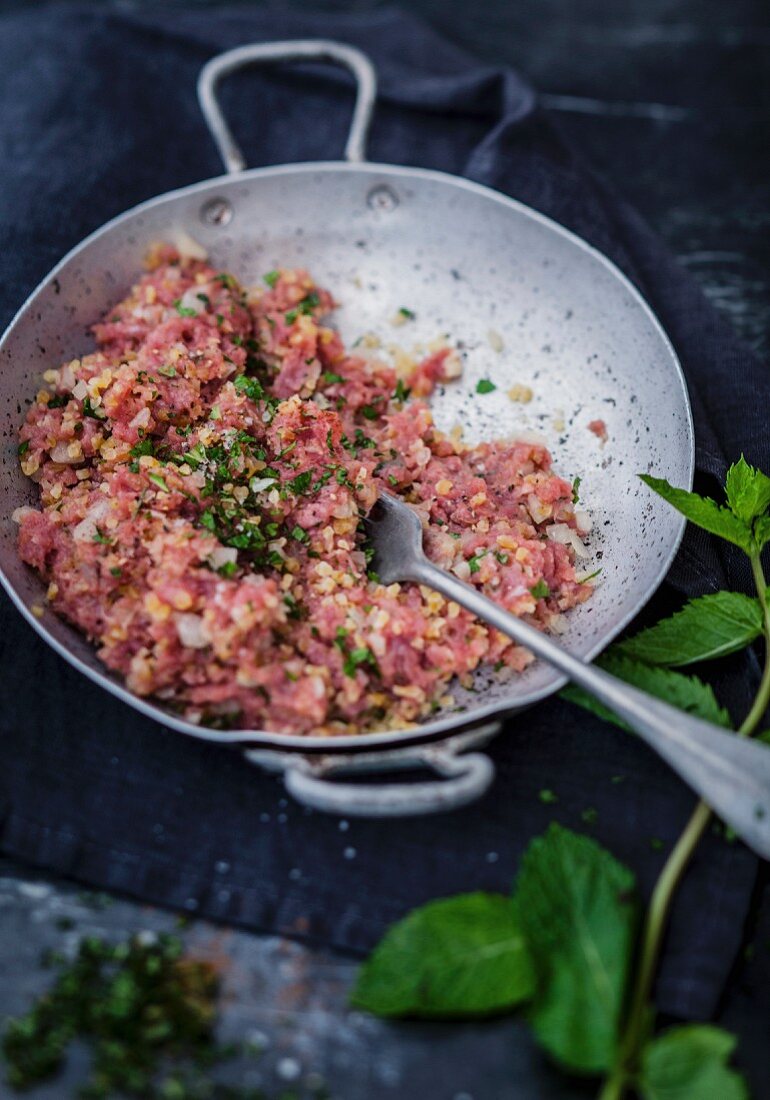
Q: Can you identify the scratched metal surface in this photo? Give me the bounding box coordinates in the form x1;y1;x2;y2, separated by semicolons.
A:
0;0;768;1097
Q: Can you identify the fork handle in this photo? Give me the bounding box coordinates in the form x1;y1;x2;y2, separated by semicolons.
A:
409;558;770;859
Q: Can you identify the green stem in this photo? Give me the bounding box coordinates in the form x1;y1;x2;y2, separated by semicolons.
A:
599;552;770;1099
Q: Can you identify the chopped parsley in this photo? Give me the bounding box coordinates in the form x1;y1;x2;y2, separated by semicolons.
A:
530;579;550;599
264;270;280;288
361;404;380;421
343;646;379;678
234;374;267;402
130;438;155;458
283;592;303;620
321;371;345;385
572;476;581;504
290;524;309;543
398;307;416;320
288;470;313;495
468;550;488;574
157;364;177;378
285;291;320;325
172;298;198;318
47;394;70;409
393;379;411;403
495;551;510;565
577;568;602;585
476;379;497;395
196;292;211;307
81;396;104;420
18;440;29;457
92;528;113;545
217;560;238;578
148;473;170;493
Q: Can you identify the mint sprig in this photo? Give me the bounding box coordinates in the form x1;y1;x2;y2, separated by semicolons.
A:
353;456;769;1100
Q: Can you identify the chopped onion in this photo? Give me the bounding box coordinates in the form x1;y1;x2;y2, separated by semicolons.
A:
249;476;278;493
178;285;208;314
526;494;552;524
175;612;208;649
72;380;88;401
574;509;593;534
11;505;38;524
73;498;111;541
172;230;209;261
547;522;590;559
49;442;81;464
208;545;238;569
129;407;151;430
60;363;76;390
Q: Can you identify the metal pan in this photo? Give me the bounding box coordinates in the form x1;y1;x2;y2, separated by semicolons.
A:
0;41;694;815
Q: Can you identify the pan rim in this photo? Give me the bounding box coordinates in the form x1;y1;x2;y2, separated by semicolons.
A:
0;159;694;755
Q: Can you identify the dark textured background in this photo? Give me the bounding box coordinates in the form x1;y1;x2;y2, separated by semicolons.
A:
0;1;768;1098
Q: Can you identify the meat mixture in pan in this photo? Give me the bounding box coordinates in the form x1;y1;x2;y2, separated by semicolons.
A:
15;245;594;734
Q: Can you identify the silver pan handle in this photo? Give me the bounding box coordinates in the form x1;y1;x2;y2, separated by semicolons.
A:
198;39;377;173
280;749;495;817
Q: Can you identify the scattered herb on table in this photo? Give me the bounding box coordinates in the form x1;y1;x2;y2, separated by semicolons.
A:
1;933;316;1098
352;457;770;1100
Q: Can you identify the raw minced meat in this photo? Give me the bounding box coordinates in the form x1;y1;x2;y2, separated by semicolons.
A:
15;245;593;735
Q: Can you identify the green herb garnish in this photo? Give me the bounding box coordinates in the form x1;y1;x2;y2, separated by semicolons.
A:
343;646;378;678
172;298;198;318
476;379;497;395
393;379;411;403
288;470;312;495
468;550;487;574
148;473;170;493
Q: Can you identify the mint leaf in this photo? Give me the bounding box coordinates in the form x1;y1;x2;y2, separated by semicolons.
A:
639;1025;748;1100
725;455;770;524
562;652;731;731
514;824;638;1072
351;892;535;1018
640;474;754;553
617;592;762;667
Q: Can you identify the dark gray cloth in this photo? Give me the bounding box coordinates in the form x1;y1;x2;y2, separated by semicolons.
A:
0;1;765;1020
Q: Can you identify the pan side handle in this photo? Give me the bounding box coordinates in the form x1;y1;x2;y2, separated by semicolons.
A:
245;740;496;817
197;40;377;173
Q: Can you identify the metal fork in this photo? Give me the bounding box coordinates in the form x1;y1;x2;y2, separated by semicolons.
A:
364;493;770;858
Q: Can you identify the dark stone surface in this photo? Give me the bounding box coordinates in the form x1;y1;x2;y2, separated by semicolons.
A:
0;1;768;1097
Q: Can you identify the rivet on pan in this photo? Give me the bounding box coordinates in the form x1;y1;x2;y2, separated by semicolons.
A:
367;185;399;212
200;197;233;226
